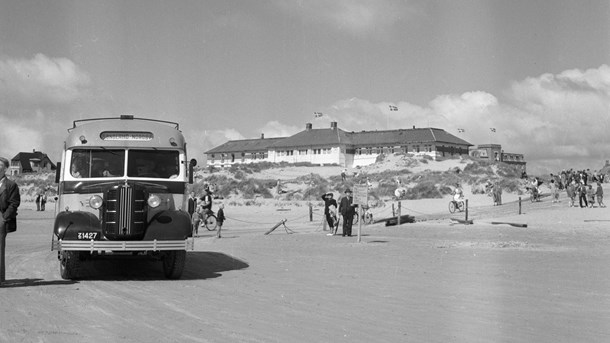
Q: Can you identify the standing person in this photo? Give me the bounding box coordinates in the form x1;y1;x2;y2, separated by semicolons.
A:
596;181;605;207
549;180;558;203
40;192;47;211
338;188;357;237
187;191;197;217
493;182;503;206
578;182;588;208
321;192;338;232
566;181;576;207
341;168;347;182
0;157;21;284
35;193;41;211
216;203;225;238
587;184;596;208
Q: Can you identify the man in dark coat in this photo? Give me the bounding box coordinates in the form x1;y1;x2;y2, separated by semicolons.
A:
187;191;197;217
338;188;357;237
0;157;21;284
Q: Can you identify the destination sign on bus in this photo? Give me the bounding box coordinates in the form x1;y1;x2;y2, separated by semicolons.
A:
100;131;154;141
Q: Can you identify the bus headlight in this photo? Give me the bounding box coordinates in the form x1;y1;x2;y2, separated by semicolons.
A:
89;195;103;209
148;194;161;208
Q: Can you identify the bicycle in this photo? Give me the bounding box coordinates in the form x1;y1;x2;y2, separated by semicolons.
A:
448;198;465;213
193;209;218;233
353;206;373;225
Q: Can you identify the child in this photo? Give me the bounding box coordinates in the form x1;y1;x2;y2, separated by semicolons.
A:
216;203;226;238
596;182;605;208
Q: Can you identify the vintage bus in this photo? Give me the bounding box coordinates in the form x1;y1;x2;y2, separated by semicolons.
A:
52;115;196;279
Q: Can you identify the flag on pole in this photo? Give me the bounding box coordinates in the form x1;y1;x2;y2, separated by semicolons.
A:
490;128;496;132
458;128;464;133
389;105;398;111
313;112;323;118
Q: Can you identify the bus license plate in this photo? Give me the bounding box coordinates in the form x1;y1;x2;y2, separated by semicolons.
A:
77;232;98;240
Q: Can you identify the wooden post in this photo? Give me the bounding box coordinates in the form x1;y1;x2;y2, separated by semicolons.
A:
357;206;362;243
397;202;401;225
465;199;469;222
519;197;522;215
309;203;313;222
392;203;395;217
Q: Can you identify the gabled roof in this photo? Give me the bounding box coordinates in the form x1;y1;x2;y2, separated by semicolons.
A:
205;137;285;154
10;151;56;171
205;126;473;155
346;127;471;147
270;128;353;149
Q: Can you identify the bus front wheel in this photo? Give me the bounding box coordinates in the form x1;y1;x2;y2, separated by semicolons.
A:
163;250;186;279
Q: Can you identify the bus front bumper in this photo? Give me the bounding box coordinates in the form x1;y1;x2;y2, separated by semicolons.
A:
52;238;194;252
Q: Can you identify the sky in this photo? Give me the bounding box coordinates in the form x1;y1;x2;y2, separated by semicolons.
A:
1;0;609;175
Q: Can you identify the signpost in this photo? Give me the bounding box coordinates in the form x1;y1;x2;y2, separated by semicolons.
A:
353;185;368;243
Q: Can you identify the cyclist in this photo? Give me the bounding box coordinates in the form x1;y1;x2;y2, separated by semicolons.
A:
200;185;213;217
453;183;464;202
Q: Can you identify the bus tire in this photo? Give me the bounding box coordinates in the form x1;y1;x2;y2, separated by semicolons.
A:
163;250;186;279
59;251;80;280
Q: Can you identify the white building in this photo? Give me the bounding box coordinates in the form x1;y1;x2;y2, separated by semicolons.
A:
205;122;473;168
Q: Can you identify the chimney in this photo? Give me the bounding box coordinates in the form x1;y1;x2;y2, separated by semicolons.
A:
261;133;264;139
306;123;312;131
330;122;337;130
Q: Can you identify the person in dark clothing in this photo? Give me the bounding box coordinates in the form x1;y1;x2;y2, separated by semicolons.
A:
338;188;357;237
187;191;197;217
0;157;21;284
321;192;338;232
578;182;588;208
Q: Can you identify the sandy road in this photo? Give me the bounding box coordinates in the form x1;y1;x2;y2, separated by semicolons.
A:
1;203;610;342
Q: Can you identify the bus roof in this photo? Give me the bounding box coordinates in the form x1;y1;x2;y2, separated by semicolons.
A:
65;115;186;149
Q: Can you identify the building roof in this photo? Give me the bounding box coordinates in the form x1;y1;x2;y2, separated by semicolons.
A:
205;125;473;155
10;151;56;172
348;128;472;146
206;137;285;154
270;128;354;149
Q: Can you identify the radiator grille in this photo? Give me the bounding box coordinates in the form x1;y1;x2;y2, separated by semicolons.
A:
104;184;146;239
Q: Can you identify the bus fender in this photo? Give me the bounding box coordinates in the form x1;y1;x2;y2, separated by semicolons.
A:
54;211;101;240
143;210;191;240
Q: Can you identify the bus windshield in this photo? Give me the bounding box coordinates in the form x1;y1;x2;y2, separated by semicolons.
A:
70;149;180;179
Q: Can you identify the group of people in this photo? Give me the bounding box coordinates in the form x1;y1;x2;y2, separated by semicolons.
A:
321;188;358;237
542;168;606;208
35;192;47;211
188;185;225;238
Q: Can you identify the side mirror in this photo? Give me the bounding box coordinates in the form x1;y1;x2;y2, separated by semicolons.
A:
54;162;61;184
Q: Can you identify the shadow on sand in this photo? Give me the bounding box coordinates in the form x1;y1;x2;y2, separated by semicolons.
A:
0;278;78;288
74;251;249;281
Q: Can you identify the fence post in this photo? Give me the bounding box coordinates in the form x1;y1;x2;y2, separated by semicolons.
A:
309;203;313;222
397;202;401;225
465;199;469;222
392;203;395;217
519;197;522;215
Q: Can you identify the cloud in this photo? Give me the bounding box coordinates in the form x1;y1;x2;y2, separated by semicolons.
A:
274;0;417;37
0;117;44;159
258;120;301;138
0;54;90;105
314;65;610;173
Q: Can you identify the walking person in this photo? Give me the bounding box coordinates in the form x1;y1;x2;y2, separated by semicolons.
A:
40;192;47;211
216;203;225;238
596;181;605;207
338;188;357;237
0;157;21;284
